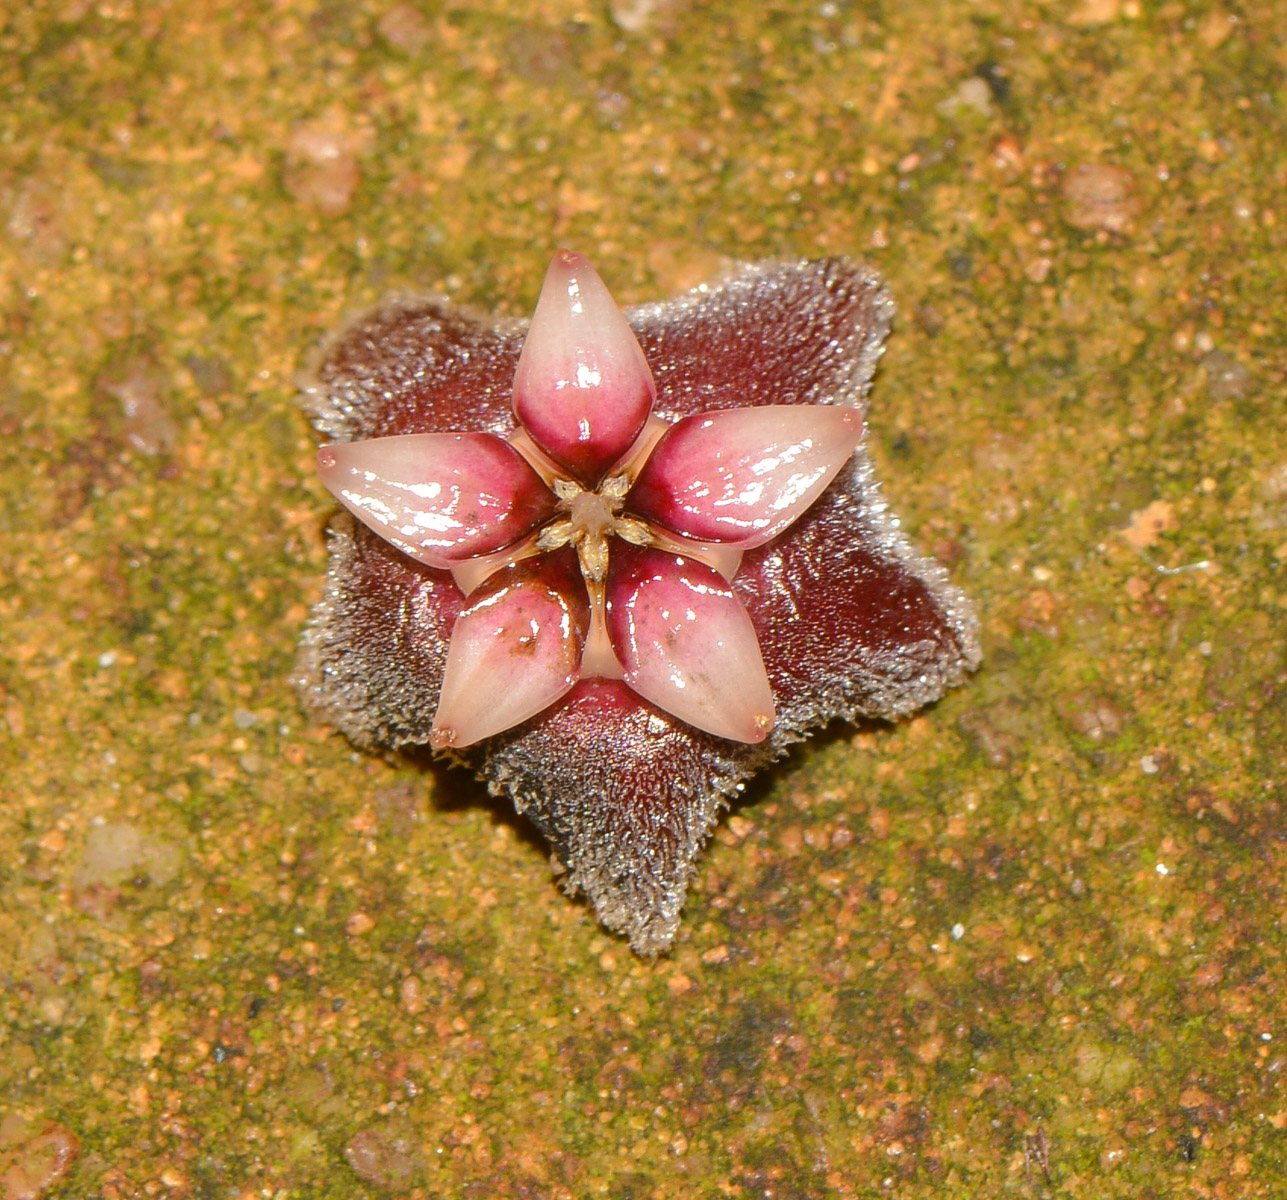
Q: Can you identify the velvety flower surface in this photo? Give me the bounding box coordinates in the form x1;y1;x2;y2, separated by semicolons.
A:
298;255;981;954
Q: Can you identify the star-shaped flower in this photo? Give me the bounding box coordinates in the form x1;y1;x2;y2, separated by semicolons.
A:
299;253;980;954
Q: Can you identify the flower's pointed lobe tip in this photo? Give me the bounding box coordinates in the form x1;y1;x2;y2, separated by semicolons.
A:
317;446;338;472
552;247;589;272
429;726;455;750
721;706;775;745
709;707;775;745
513;252;654;480
542;249;608;304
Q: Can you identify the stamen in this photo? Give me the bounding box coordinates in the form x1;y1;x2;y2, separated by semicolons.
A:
614;516;654;547
535;471;656;589
599;473;632;503
576;535;611;584
536;519;574;552
551;477;582;504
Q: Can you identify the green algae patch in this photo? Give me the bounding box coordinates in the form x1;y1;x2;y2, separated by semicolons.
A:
2;0;1286;1196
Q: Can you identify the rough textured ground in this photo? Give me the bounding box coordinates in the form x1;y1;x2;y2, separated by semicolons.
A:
1;1;1283;1196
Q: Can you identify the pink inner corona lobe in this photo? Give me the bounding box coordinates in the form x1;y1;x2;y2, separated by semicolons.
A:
315;252;863;749
511;250;655;483
317;432;556;567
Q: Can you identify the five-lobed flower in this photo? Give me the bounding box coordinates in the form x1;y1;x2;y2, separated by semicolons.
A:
316;251;862;750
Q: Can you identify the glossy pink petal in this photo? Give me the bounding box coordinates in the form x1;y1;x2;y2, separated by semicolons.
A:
317;433;556;569
628;404;862;547
431;567;582;750
512;250;655;482
607;546;775;744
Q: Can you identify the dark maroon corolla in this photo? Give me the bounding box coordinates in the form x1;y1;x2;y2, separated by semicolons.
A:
298;252;980;954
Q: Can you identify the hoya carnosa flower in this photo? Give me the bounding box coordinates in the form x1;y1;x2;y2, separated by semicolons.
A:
299;252;980;954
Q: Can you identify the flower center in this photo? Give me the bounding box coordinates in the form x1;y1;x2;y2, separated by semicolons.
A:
536;474;653;584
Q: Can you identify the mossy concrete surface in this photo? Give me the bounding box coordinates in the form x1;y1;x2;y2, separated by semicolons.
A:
1;1;1284;1196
